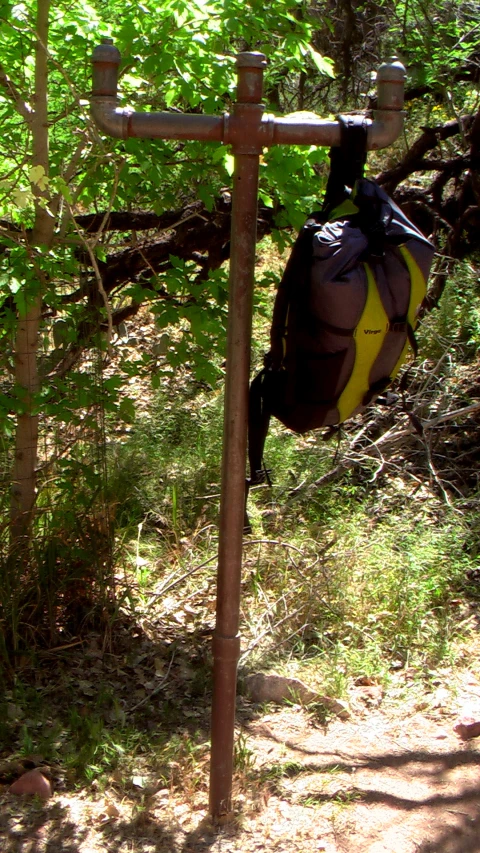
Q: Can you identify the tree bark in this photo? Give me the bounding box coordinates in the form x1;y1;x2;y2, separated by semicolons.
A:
10;0;55;548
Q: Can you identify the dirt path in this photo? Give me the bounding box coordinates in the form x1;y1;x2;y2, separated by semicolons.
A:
2;674;480;853
239;703;480;853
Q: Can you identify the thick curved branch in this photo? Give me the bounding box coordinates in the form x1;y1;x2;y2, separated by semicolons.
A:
62;195;275;305
44;195;276;375
74;202;207;234
373;112;480;309
376;118;472;195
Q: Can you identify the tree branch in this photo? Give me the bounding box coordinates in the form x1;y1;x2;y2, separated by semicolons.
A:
0;63;33;123
60;196;275;305
376;118;473;194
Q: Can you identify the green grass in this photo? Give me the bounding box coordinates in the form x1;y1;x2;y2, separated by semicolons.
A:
239;493;474;679
107;381;225;536
421;260;480;362
106;328;478;690
0;675;211;796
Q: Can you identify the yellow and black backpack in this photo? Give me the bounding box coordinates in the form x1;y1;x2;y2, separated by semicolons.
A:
247;115;435;490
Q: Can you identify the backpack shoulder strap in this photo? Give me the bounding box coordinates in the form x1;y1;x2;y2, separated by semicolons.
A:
323;114;368;216
271;115;369;365
245;369;272;531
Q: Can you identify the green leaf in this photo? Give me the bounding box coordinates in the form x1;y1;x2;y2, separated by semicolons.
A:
118;397;136;423
8;277;22;294
308;46;335;78
259;192;273;208
197;184;214;211
103;375;123;393
29;165;49;190
224;152;235;176
12;187;32;209
53;176;73;203
169;255;185;271
13;289;27;317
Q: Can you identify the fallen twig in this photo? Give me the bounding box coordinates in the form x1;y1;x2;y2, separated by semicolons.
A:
146;554;218;607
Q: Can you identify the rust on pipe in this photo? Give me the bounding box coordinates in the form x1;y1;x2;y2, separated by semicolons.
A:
235;51;266;103
269;112;403;150
92;102;224;141
209;634;241;814
91;38;121;96
92;41;224;140
209;51;266;818
128;112;224;141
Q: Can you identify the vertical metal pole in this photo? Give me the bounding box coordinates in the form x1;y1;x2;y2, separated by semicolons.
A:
209;52;266;818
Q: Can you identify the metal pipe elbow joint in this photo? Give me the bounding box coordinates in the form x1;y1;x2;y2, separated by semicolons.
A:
368;110;404;150
90;98;133;139
369;56;406;149
91;40;132;139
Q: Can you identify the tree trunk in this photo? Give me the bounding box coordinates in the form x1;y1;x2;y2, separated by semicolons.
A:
10;0;54;548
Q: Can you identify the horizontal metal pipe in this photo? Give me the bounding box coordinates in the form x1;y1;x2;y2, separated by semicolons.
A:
128;111;224;141
91;98;225;141
91;100;404;150
268;110;403;149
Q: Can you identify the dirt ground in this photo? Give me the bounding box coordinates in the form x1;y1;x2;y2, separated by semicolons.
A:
2;663;480;853
241;704;480;853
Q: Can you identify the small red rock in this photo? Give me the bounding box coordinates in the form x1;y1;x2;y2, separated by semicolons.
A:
453;718;480;740
9;769;52;799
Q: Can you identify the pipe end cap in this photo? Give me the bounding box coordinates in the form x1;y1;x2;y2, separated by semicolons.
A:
236;52;268;69
377;57;407;82
92;42;121;64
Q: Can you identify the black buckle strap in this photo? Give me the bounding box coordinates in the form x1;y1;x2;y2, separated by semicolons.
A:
323;114;368;214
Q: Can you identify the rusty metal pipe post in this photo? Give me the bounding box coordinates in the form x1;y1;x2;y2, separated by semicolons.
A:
90;40;406;820
209;52;267;818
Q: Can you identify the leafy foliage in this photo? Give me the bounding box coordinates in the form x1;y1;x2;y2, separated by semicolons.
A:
0;0;337;432
0;0;479;662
